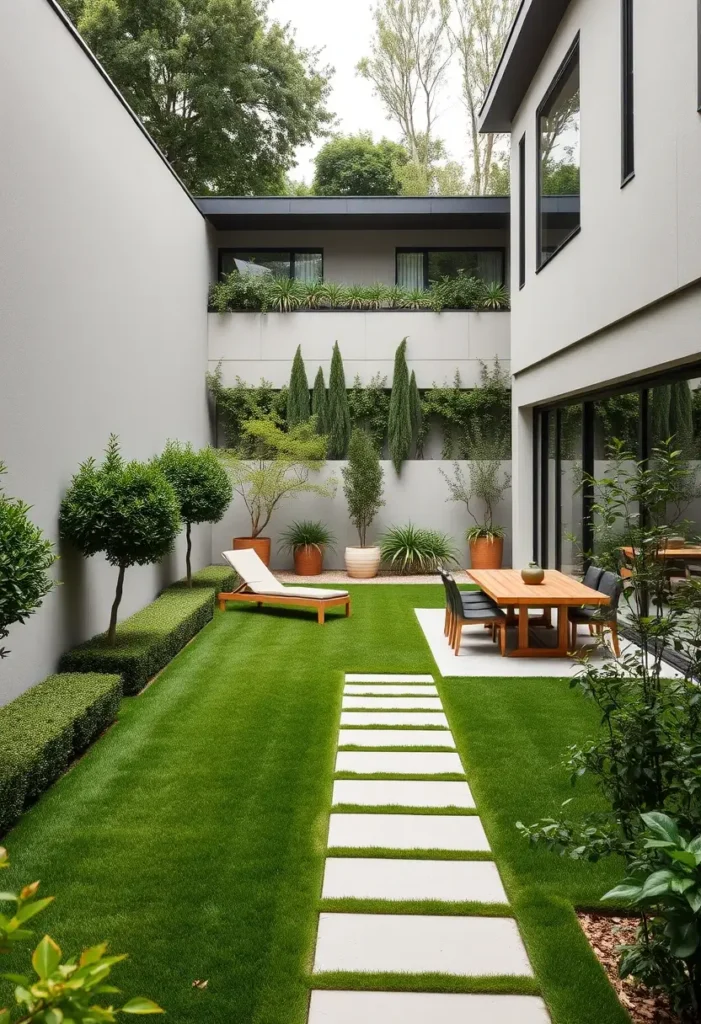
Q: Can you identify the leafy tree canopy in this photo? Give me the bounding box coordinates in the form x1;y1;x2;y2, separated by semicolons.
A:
62;0;334;195
313;133;408;196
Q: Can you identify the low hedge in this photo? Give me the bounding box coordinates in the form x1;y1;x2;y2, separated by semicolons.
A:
59;564;237;696
0;672;122;835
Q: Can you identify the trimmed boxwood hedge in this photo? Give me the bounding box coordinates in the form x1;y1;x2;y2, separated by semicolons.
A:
0;672;122;835
59;564;237;696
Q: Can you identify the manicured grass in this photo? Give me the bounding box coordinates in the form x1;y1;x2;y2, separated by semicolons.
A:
1;585;629;1023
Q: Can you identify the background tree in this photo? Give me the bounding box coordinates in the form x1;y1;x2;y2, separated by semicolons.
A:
342;429;385;547
59;437;181;646
313;133;408;195
451;0;519;195
62;0;333;195
388;338;412;472
327;343;352;458
287;346;311;427
393;135;465;195
312;367;329;434
159;442;232;586
0;464;57;661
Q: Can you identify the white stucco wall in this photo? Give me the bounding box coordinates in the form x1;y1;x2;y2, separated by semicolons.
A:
0;0;212;702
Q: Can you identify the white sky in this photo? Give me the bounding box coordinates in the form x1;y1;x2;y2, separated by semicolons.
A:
270;0;471;184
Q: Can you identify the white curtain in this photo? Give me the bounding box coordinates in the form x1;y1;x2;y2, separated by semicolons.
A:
294;252;323;282
474;251;503;285
396;252;425;290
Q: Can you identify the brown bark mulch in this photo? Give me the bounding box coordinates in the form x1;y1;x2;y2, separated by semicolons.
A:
578;912;678;1023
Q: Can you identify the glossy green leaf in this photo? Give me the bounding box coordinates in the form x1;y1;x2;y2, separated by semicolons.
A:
32;934;61;979
121;996;165;1014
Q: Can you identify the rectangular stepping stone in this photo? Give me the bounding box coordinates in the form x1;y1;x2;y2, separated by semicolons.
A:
332;779;474;808
338;729;455;749
342;696;443;710
313;913;533;976
322;858;507;902
341;712;449;727
345;674;434;683
344;684;437;696
336;751;464;775
309;991;550;1024
327;813;490;851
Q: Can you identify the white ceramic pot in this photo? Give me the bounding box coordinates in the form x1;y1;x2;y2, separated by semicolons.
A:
344;546;381;579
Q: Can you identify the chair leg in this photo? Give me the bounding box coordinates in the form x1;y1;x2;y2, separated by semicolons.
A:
453;619;464;654
610;621;621;657
444;607;449;636
588;623;594;635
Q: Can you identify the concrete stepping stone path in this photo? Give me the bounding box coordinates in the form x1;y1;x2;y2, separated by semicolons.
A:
309;673;549;1024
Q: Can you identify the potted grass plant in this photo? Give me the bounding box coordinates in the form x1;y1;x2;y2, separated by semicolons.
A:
279;520;336;576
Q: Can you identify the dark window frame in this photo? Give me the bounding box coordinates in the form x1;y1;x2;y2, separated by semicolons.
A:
218;247;324;281
395;246;507;288
621;0;635;186
518;134;526;289
535;34;581;273
698;0;701;112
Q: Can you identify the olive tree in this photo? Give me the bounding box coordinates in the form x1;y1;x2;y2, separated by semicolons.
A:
159;442;232;586
342;428;385;547
59;436;181;645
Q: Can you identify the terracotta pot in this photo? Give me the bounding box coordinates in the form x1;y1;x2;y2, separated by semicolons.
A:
233;536;271;566
469;536;504;570
521;563;544;585
345;546;381;579
294;545;323;576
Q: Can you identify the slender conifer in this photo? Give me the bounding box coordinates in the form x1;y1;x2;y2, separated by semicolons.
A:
388;337;412;473
287;345;310;427
327;342;351;458
312;366;329;435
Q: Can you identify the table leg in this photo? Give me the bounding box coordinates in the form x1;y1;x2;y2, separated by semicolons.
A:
557;606;569;655
518;606;529;651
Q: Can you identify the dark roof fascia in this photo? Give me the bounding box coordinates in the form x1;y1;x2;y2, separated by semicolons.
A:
43;0;201;214
478;0;574;133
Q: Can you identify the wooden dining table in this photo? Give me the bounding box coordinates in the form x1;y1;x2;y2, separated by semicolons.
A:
620;546;701;562
466;569;611;658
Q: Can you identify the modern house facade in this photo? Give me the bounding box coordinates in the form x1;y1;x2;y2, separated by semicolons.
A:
479;0;701;572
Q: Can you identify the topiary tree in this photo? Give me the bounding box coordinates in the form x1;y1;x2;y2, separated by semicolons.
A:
327;342;351;458
388;337;412;473
287;345;311;428
312;366;329;435
409;369;423;456
159;441;233;586
342;428;385;547
0;464;57;660
59;436;181;646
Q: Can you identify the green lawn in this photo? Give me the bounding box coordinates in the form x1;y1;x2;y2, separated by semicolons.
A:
1;585;629;1023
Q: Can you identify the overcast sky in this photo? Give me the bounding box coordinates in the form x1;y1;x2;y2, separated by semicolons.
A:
270;0;470;184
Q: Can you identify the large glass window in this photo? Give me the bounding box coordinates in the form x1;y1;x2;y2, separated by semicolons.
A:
219;250;323;282
537;37;580;268
396;248;505;290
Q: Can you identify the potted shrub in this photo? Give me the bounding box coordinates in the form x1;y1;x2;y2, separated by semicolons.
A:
342;428;385;578
279;520;336;576
441;435;511;570
219;419;336;567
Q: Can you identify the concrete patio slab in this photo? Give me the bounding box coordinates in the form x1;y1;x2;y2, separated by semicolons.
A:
332;779;474;808
345;674;435;682
344;684;438;696
340;712;449;727
313;913;533;975
337;729;455;748
308;991;550;1024
335;751;464;775
327;813;490;851
322;857;507;902
342;696;443;710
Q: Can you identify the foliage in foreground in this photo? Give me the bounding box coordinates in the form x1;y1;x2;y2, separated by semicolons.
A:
0;846;162;1021
342;429;384;548
379;524;458;574
0;465;57;662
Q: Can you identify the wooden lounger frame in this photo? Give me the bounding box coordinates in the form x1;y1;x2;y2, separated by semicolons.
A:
218;582;351;624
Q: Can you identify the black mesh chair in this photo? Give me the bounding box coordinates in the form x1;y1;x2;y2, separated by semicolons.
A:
437;567;498;640
443;570;507;656
569;570;623;655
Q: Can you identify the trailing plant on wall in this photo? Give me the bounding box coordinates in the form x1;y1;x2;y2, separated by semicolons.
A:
287;345;311;427
312;366;329;434
348;373;390;453
422;359;511;459
207;364;288;449
327;342;352;458
342;428;384;548
388;338;412;473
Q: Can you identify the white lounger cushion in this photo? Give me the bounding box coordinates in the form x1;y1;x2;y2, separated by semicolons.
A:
222;550;348;600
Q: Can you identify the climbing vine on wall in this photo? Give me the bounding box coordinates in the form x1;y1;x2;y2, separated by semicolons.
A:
348;373;390;452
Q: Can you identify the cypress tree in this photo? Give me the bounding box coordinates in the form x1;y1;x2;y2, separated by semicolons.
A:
669;380;694;456
651;384;671;445
409;369;423;456
388;337;412;473
312;366;329;435
287;345;310;428
327;342;351;458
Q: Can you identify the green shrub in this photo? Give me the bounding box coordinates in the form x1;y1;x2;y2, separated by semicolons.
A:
59;566;235;696
0;672;122;835
380;524;458;574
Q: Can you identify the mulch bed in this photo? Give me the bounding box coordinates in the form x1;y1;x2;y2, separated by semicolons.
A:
578;912;678;1023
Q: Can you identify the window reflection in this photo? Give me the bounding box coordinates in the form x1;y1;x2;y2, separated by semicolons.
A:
538;40;580;266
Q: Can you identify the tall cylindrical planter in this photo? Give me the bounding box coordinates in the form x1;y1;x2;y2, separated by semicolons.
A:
233;536;271;567
345;546;381;579
469;536;504;570
294;545;323;576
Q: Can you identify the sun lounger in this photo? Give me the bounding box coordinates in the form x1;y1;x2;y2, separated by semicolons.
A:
218;549;351;624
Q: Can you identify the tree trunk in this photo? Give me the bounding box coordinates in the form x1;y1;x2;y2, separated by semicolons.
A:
186;521;192;587
108;563;126;647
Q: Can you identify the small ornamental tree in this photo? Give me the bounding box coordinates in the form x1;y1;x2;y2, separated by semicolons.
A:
327;342;351;458
287;345;311;428
388;337;412;473
409;369;423;455
342;428;385;547
312;366;329;435
59;436;181;646
0;464;57;660
159;441;232;586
